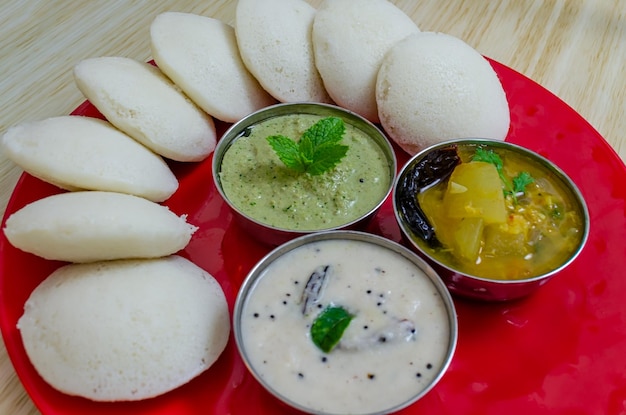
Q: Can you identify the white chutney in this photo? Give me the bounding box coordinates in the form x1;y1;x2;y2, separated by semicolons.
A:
236;233;456;415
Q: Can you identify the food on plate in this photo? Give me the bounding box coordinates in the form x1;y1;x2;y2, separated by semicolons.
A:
312;0;419;122
0;116;178;202
17;255;230;402
73;56;216;162
376;32;510;155
3;191;197;263
150;12;276;123
235;0;331;103
216;107;394;233
235;232;456;414
396;141;586;281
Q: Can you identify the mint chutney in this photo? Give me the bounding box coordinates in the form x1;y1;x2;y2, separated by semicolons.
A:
219;114;392;231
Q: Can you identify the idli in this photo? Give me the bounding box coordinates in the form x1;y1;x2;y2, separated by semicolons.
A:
150;12;276;123
0;116;178;202
376;32;510;155
74;57;217;162
4;191;197;263
18;255;230;401
312;0;419;122
235;0;331;103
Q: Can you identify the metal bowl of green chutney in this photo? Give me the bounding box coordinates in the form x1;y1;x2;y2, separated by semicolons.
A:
393;138;590;301
212;102;397;246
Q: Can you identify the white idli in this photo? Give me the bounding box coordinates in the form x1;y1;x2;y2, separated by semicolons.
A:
4;191;197;263
376;32;510;155
150;12;276;123
312;0;419;122
73;57;216;162
18;255;230;401
235;0;331;103
0;116;178;202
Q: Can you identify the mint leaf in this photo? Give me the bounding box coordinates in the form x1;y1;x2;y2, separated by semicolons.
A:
267;135;306;173
297;133;315;165
512;171;534;193
310;305;353;353
308;143;349;176
267;117;348;176
303;117;345;147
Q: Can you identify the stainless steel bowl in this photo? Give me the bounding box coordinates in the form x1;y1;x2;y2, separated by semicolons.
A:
212;103;396;246
393;138;590;301
233;230;458;415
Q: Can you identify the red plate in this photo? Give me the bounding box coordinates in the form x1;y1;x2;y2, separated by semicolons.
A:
1;59;626;415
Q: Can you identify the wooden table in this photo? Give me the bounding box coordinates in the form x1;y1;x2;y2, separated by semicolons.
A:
1;1;624;413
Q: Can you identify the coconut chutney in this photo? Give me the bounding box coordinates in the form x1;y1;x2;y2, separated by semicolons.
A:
237;235;455;414
218;113;392;231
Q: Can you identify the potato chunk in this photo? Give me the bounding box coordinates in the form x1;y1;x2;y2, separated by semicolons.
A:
453;217;484;262
443;161;506;224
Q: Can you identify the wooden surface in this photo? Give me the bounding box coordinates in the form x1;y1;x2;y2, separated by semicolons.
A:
0;0;624;413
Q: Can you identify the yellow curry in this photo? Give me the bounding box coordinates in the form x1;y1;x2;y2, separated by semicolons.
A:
413;145;584;280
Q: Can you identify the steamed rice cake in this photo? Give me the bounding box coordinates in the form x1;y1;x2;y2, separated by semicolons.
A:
0;116;178;202
17;255;230;401
312;0;419;122
73;56;217;162
376;32;510;155
235;0;331;103
3;191;197;263
150;12;276;123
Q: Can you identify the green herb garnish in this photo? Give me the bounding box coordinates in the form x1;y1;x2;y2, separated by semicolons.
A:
310;305;353;353
512;171;534;194
266;117;348;176
472;147;507;182
472;147;534;203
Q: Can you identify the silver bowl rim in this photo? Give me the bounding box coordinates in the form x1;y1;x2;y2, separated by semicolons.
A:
393;137;591;285
232;229;459;415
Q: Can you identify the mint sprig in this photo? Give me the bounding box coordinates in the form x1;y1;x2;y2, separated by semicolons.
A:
310;305;353;353
266;117;348;176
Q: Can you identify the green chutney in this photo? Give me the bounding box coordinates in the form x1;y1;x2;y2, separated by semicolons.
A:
219;114;392;231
